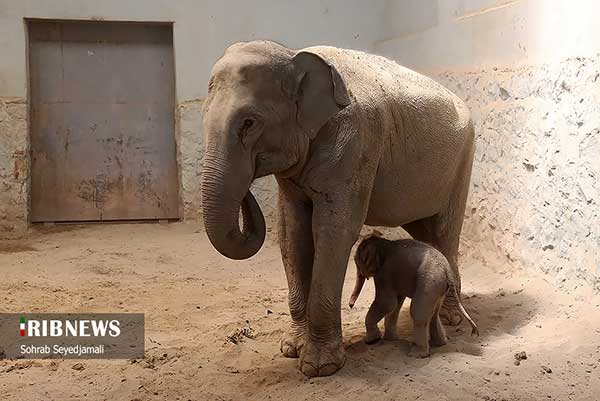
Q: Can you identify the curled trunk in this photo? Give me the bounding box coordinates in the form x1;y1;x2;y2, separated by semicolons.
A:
201;152;266;260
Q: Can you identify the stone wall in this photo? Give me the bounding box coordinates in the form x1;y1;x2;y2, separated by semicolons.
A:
433;56;600;292
0;0;386;238
169;53;600;296
175;55;600;295
2;1;598;295
0;94;278;238
0;96;210;237
371;0;600;294
0;97;28;237
176;100;205;220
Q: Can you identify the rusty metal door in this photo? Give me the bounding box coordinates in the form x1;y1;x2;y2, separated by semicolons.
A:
29;21;179;222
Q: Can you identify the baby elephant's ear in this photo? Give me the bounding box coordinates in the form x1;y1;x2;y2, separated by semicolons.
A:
361;240;381;276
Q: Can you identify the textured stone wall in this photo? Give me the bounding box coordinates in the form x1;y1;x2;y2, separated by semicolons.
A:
0;96;278;238
176;57;600;293
177;100;205;220
0;97;28;237
5;55;599;295
433;56;600;292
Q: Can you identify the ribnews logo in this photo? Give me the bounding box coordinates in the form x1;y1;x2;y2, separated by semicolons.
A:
1;313;144;359
18;316;121;338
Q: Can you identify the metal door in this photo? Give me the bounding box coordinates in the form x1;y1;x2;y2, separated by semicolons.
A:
29;20;179;222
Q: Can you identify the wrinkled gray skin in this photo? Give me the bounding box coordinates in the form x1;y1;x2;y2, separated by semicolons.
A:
200;40;475;377
349;236;479;358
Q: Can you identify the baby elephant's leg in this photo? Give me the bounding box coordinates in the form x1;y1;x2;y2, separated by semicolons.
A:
365;296;397;344
429;298;448;347
384;296;405;340
408;293;437;358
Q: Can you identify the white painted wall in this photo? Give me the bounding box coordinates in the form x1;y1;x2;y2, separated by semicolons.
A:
376;0;600;72
0;0;389;235
0;0;387;100
374;0;600;292
1;0;598;292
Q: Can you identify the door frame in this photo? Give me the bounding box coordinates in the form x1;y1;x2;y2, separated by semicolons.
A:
25;18;182;224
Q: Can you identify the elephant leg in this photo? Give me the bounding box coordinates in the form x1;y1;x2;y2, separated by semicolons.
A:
278;184;314;358
402;147;473;326
298;201;366;377
366;294;398;344
383;296;405;340
437;146;474;325
429;298;448;347
408;292;437;358
402;214;462;326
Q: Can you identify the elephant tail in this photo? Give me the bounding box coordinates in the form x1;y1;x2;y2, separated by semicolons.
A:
446;272;479;336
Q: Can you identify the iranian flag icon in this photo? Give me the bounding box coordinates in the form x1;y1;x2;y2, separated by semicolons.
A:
19;316;26;337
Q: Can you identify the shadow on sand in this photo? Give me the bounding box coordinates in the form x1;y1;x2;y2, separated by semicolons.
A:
235;289;539;394
339;288;538;376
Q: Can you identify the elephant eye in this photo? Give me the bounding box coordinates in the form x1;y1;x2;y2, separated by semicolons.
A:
238;118;257;138
242;118;254;130
237;117;258;145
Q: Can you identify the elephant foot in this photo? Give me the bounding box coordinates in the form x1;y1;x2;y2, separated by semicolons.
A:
280;323;306;358
365;327;382;344
365;336;382;345
429;335;448;347
383;329;400;341
298;338;346;377
440;305;462;326
408;343;430;358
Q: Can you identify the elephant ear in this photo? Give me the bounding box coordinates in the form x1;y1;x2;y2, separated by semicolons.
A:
357;237;381;277
292;51;351;138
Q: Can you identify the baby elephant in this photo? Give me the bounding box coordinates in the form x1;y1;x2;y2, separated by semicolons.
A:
349;235;479;358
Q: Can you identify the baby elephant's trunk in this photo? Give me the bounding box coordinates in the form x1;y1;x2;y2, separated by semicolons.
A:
349;268;366;308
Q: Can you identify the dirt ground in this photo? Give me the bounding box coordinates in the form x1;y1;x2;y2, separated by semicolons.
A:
0;223;599;401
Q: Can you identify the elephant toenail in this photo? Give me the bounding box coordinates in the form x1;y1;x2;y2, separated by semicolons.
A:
319;363;341;376
300;361;319;378
281;344;298;358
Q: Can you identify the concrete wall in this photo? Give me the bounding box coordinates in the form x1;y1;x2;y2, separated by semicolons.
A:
1;0;598;293
375;0;600;292
377;0;600;72
0;0;386;235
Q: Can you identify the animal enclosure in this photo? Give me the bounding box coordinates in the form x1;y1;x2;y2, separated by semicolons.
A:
0;0;599;400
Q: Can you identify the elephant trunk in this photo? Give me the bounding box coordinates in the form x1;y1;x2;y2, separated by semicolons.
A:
201;151;266;260
348;267;366;308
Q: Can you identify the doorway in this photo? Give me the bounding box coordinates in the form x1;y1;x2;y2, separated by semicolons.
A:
28;20;179;222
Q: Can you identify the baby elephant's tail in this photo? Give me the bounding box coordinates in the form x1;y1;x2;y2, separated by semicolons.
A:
448;280;479;337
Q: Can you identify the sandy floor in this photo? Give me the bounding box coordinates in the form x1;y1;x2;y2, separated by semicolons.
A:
0;222;599;401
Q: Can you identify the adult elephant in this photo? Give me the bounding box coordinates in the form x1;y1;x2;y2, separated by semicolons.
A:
200;41;475;377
